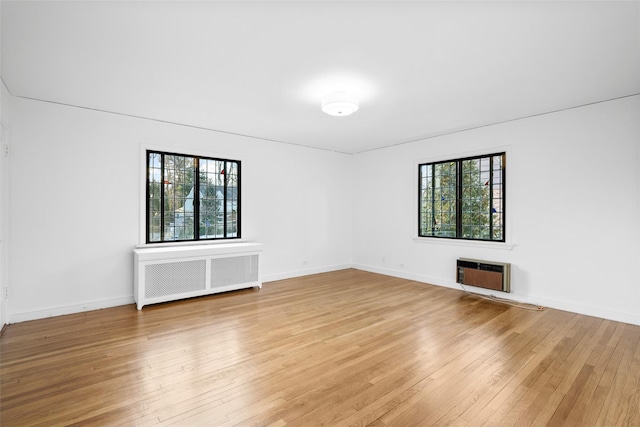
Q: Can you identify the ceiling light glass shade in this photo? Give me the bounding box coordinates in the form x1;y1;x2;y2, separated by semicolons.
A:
321;91;359;116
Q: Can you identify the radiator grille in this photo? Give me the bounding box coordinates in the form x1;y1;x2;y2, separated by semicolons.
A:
145;260;207;298
211;254;259;288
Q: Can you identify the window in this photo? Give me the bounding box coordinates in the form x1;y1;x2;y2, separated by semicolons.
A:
147;150;240;243
419;152;505;242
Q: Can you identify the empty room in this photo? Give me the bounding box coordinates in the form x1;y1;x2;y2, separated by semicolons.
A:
0;1;639;425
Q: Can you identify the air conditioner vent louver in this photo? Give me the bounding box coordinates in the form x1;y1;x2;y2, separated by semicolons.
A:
456;258;510;293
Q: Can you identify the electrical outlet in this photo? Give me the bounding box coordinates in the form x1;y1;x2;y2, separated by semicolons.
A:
3;287;8;299
4;145;8;157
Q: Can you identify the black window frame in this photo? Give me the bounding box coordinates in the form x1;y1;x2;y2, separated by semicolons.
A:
146;150;241;244
418;152;506;242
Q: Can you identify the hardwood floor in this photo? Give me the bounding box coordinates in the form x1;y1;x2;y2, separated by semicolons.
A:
1;269;639;426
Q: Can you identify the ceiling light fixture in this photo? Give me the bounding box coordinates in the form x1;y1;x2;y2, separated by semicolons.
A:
321;91;359;116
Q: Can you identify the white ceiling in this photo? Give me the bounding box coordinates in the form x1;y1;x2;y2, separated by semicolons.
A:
2;1;639;154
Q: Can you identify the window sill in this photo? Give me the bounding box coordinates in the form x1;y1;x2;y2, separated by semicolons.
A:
136;239;247;250
411;236;516;250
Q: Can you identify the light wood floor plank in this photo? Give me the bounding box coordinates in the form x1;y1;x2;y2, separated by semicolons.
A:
1;269;639;426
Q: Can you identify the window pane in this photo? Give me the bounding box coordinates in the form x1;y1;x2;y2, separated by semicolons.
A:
147;153;161;242
163;154;196;241
199;159;225;238
491;154;504;241
226;161;239;237
435;162;457;237
419;161;456;237
461;157;491;239
419;165;432;236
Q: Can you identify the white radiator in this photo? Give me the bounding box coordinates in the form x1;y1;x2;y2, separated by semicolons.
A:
133;242;263;309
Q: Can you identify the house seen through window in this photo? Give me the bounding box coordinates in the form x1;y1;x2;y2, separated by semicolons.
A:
147;151;240;243
419;152;505;242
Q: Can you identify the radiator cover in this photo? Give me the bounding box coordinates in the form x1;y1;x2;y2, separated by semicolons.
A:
456;258;510;293
134;243;262;309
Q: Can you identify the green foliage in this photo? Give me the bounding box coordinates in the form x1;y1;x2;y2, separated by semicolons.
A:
420;161;457;237
461;158;490;240
419;154;504;241
147;152;241;242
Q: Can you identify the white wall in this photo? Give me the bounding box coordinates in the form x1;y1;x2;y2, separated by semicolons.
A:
353;96;640;325
0;1;4;330
0;0;8;327
6;93;639;326
7;97;353;322
0;85;8;331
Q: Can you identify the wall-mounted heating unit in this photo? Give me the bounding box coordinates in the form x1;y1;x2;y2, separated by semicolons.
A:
456;258;511;293
134;242;263;309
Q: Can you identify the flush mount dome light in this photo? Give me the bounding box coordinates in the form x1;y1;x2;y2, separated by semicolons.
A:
321;91;359;116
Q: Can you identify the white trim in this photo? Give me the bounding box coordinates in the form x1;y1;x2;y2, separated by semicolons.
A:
412;145;513;246
7;265;639;327
352;264;640;326
415;145;511;166
136;239;250;249
262;264;352;283
0;115;9;329
8;296;135;324
411;236;516;250
7;264;350;323
138;142;246;246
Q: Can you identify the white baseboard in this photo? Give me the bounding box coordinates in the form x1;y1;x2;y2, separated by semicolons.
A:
262;264;353;283
352;263;640;326
8;296;135;324
6;264;351;324
7;265;639;327
0;298;6;330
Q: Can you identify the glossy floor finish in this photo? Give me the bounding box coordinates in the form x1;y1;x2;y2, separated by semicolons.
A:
1;269;639;426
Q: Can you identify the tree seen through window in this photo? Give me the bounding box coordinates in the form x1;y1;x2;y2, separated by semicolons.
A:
147;151;240;243
419;153;505;242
